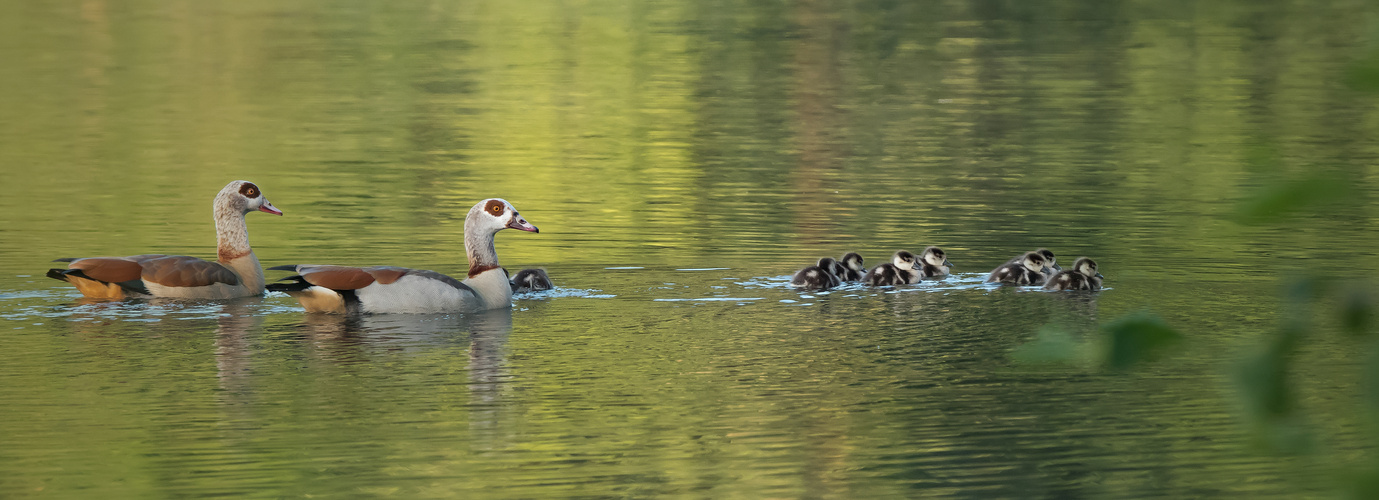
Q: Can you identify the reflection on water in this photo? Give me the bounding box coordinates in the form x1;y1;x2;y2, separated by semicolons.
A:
2;0;1377;497
214;300;260;394
0;265;1348;497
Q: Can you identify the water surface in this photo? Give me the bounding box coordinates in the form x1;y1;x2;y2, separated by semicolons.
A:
3;0;1378;497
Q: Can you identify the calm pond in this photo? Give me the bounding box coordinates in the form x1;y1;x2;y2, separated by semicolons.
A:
3;0;1379;497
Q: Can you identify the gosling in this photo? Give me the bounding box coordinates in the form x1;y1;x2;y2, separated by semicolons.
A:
510;268;554;292
916;246;953;278
864;251;922;286
1007;248;1060;273
987;251;1052;286
1043;257;1103;291
836;252;866;281
792;258;843;290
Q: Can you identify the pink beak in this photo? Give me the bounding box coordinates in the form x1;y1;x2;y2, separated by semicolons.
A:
507;215;538;233
259;200;283;216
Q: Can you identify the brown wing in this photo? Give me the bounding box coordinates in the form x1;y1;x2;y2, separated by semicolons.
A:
297;266;380;290
67;257;147;283
291;265;469;293
364;266;411;285
125;254;171;264
139;256;240;287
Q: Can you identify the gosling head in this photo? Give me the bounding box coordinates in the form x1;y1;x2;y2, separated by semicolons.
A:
1035;248;1059;272
1072;257;1101;278
921;246;951;270
817;257;843;277
839;252;865;273
1020;251;1049;274
511;268;553;292
892;250;919;271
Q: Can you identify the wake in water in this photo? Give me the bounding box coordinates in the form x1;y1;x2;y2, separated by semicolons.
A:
1;266;1107;323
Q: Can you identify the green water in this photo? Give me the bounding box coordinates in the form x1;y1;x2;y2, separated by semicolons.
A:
3;0;1379;497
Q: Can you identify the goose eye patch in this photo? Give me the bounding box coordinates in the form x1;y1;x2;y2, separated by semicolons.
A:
485;200;505;215
239;183;260;198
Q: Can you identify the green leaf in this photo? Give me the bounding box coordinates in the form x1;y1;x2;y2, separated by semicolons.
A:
1102;312;1183;371
1342;467;1379;500
1367;345;1379;414
1344;56;1379;93
1234;325;1312;454
1011;324;1084;366
1236;330;1298;419
1340;287;1376;337
1233;174;1357;224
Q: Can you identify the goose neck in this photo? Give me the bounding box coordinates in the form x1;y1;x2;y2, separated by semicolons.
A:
465;222;500;277
215;206;251;262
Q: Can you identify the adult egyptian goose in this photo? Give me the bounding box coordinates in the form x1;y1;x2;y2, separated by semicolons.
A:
863;250;922;286
1043;257;1104;291
986;251;1052;286
46;180;282;300
267;198;538;314
510;268;553;292
791;257;843;290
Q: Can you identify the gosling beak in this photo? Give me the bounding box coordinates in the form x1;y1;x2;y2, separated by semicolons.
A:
943;259;953;269
507;215;539;233
259;200;283;216
1052;263;1063;272
1095;273;1104;279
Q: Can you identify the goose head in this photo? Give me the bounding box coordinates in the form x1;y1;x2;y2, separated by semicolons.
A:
817;257;845;277
921;246;951;270
840;252;865;273
467;198;538;235
511;268;553;292
1072;257;1101;279
1019;251;1049;274
1035;248;1059;272
892;250;919;271
216;180;282;216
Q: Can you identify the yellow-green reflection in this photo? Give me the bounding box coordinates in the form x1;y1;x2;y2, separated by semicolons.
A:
2;0;1378;497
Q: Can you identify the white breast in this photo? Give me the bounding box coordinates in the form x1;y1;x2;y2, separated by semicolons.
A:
339;268;516;314
356;274;473;314
462;269;514;311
